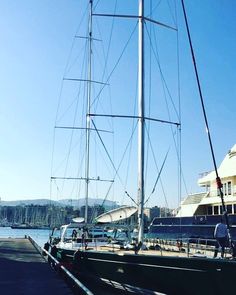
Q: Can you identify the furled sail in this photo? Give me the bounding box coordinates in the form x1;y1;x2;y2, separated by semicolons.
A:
95;206;137;223
72;217;85;223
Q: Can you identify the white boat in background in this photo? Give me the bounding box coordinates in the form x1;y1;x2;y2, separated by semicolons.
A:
47;205;138;255
150;144;236;240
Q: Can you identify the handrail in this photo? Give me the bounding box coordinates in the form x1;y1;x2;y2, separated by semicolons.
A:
143;236;233;258
28;236;94;295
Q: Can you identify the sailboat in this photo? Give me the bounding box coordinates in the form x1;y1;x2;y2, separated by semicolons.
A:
47;1;236;294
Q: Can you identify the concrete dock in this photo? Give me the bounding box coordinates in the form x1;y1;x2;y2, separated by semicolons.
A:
0;237;164;295
0;238;73;295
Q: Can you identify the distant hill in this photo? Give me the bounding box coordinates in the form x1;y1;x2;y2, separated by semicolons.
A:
0;198;117;208
0;199;56;206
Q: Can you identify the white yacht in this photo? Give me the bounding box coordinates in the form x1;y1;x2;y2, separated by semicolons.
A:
149;144;236;240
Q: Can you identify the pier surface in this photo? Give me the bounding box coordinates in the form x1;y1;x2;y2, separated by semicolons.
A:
0;238;72;295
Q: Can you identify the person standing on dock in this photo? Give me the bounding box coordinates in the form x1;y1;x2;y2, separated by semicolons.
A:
213;218;229;258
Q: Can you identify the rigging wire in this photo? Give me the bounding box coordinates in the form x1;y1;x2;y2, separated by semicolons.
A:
100;0;118;86
181;0;231;234
122;71;139;206
144;23;179;121
144;16;188;197
91;0;118;211
145;146;170;206
167;0;177;27
90;7;141;207
51;4;91;201
144;0;153;207
151;148;169;195
90;21;138;108
50;37;85;200
55;2;89;125
91;118;139;204
143;22;175;209
146;0;162;18
50;3;89;201
145;124;170;209
60;9;93;197
59;71;87;193
92;0;117;124
94;0;117;199
174;0;183;233
93;0;101;11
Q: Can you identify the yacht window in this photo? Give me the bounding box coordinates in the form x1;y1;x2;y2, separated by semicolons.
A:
227;204;232;214
207;206;212;215
228;182;232;195
220;206;223;214
213;206;218;215
52;228;60;239
234;204;236;214
65;228;82;239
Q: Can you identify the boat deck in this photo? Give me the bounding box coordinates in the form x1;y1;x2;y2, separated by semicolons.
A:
94;241;231;259
0;238;72;295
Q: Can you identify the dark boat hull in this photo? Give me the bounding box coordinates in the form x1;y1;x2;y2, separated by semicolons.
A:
71;250;236;295
50;245;236;294
49;213;236;294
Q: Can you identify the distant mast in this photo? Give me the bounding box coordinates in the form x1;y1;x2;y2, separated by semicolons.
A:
137;0;145;244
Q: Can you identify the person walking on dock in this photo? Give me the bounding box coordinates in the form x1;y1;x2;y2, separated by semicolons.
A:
213;218;228;258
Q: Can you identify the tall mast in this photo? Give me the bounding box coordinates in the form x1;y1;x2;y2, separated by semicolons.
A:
85;0;93;223
137;0;145;243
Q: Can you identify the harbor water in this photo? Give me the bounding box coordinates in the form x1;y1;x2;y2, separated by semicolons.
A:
0;226;51;247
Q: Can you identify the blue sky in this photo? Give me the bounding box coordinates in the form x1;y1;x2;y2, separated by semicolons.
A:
0;0;81;201
179;0;236;194
0;1;235;209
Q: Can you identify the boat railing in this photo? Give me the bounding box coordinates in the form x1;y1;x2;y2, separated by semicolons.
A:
90;235;223;257
143;237;232;258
